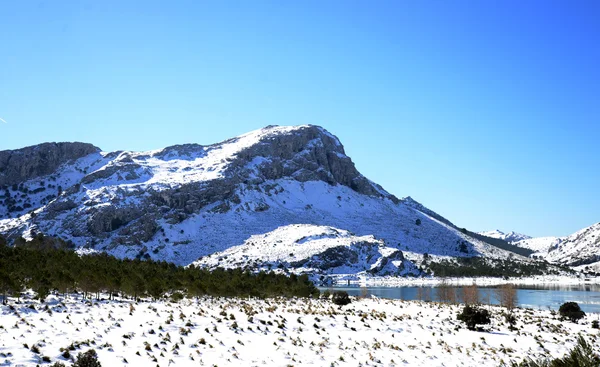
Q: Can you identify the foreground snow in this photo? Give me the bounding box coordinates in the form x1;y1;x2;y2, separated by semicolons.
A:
1;295;599;366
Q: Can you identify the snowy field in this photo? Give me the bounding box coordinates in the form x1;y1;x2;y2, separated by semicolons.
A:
1;294;599;366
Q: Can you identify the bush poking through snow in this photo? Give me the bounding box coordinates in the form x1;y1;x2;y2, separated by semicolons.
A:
511;335;600;367
331;291;351;306
457;305;490;331
73;349;102;367
592;320;599;329
558;302;585;323
503;312;518;331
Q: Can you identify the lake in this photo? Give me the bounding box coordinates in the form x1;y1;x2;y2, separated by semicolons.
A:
321;284;600;313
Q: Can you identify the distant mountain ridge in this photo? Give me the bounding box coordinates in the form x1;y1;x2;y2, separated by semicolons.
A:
543;222;600;266
0;125;561;276
478;230;531;243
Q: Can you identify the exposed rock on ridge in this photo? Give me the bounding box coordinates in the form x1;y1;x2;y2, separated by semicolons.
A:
0;142;100;186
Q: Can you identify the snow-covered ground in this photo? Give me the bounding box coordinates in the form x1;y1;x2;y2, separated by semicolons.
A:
1;294;598;367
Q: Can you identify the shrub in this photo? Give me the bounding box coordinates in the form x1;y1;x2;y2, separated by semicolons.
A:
51;363;67;367
503;312;517;331
558;302;585;323
331;291;351;306
495;283;518;310
457;305;490;331
170;292;185;302
321;289;331;299
511;335;599;367
592;320;599;329
73;349;102;367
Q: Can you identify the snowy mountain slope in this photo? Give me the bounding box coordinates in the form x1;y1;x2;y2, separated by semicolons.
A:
544;222;600;266
513;236;563;255
0;150;109;220
478;230;531;243
0;125;526;271
193;224;411;277
104;178;516;266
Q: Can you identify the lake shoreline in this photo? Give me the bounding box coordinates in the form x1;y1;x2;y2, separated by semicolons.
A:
326;274;600;287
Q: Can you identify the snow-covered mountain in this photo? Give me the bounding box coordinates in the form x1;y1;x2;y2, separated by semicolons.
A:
478;230;531;244
503;222;600;267
544;222;600;266
513;237;562;255
0;125;527;273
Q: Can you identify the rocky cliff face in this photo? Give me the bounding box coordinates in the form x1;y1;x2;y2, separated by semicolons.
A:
0;142;100;186
0;125;513;269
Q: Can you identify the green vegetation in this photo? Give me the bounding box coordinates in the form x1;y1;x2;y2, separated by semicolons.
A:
558;302;585;323
73;349;102;367
331;290;351;306
427;256;564;278
0;235;319;303
457;305;490;331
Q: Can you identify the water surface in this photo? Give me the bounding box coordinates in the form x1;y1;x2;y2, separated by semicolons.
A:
321;284;600;313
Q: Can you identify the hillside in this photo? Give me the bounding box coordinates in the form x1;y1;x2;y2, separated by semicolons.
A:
513;236;563;255
478;230;531;243
194;224;413;278
544;222;600;266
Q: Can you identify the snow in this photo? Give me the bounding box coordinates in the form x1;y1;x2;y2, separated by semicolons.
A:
545;222;600;265
126;179;522;267
479;230;532;243
193;224;406;277
508;222;600;266
1;294;598;367
514;236;562;254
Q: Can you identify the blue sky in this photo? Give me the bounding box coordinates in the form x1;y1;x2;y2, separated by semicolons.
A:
0;1;598;237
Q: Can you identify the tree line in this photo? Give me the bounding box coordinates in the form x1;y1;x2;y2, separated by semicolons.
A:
0;234;320;303
427;256;568;278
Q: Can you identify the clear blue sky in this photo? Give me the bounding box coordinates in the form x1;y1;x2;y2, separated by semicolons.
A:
0;1;598;237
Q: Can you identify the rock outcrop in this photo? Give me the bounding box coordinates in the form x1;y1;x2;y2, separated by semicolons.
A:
0;142;100;186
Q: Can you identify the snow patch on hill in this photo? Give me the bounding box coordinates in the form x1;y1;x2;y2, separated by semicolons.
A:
193;224;410;277
513;236;563;255
479;230;531;243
